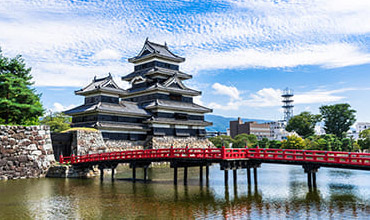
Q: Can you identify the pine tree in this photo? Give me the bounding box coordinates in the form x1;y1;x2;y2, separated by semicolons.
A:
0;49;44;125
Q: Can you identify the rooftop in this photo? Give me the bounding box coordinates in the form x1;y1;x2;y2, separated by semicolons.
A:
128;39;185;63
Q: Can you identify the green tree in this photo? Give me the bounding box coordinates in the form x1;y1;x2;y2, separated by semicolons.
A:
281;135;305;149
358;129;370;151
209;135;234;148
40;112;71;133
233;133;258;148
286;111;321;138
319;104;356;138
268;140;282;149
257;137;269;148
0;50;43;125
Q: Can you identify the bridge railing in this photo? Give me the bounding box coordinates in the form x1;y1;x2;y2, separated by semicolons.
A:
246;148;370;166
59;147;370;167
60;147;224;164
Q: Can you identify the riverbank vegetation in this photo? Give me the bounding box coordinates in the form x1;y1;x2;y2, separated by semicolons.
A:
209;129;370;152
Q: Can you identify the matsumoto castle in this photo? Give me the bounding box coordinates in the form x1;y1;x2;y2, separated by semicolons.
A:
65;39;213;141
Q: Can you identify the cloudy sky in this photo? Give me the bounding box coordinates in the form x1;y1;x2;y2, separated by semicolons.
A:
1;0;370;122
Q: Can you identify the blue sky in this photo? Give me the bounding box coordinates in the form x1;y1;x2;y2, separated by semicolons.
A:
1;0;370;122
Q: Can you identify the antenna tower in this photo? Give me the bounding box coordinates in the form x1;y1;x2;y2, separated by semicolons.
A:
282;88;294;122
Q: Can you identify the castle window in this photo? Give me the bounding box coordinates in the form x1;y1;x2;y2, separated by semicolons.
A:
169;93;182;101
175;113;188;120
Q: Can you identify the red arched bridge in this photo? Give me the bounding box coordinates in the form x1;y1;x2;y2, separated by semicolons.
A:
60;147;370;188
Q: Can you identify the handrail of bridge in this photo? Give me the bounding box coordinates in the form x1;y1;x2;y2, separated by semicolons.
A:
59;147;370;167
246;148;370;166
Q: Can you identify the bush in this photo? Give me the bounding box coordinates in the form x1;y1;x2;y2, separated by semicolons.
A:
281;135;305;149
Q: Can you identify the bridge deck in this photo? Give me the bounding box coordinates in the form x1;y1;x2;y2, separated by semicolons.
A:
60;147;370;170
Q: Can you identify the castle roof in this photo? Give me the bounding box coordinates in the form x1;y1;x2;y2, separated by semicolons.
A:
124;76;201;97
64;101;149;117
122;66;192;82
142;99;212;113
128;39;185;63
145;117;212;127
75;74;126;96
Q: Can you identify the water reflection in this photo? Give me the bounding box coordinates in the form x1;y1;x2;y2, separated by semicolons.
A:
0;164;369;219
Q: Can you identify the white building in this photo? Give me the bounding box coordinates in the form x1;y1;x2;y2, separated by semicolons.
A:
268;120;296;140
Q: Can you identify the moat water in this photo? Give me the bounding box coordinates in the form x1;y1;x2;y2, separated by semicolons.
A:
0;164;369;219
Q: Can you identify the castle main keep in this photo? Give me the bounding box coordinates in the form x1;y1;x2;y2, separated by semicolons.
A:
65;39;212;146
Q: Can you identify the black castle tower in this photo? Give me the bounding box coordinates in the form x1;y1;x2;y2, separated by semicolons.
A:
65;39;212;141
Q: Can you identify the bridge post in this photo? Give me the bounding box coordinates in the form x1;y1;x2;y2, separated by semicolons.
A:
247;168;251;185
144;166;148;182
312;172;317;188
174;166;178;185
100;167;104;181
132;166;136;182
184;166;188;185
303;164;320;188
199;166;203;185
307;172;312;188
233;169;237;185
206;165;210;185
253;167;258;185
111;167;115;181
224;170;229;185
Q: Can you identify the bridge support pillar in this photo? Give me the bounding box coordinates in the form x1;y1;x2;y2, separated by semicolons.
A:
307;172;312;188
224;170;229;185
199;166;203;184
303;164;320;188
174;166;178;185
312;172;317;188
253;167;258;185
143;166;148;182
184;166;188;185
100;168;104;181
233;169;237;185
206;165;209;185
111;168;115;181
132;166;136;182
247;168;251;185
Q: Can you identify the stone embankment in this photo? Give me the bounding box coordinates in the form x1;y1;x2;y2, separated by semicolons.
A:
149;136;215;149
0;125;55;180
46;165;99;178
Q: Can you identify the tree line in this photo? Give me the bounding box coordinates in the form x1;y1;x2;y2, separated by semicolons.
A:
209;103;370;152
209;132;369;152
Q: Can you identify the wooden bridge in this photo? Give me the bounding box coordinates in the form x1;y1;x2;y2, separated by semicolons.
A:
60;147;370;188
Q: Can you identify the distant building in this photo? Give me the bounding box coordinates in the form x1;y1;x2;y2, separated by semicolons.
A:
347;122;370;140
268;120;291;140
356;122;370;134
229;117;270;140
314;124;326;135
206;131;227;138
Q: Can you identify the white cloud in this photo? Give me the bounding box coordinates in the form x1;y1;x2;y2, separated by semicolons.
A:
0;0;370;87
212;83;241;100
52;102;76;112
208;86;368;111
93;49;121;60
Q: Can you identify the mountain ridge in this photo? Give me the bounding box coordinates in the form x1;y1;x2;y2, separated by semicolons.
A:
205;114;273;132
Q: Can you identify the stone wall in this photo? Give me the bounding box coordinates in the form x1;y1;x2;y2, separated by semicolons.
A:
105;139;145;151
46;165;99;178
0;125;55;180
148;136;215;149
72;130;107;155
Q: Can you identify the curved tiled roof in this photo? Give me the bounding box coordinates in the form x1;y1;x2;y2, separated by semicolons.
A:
128;39;185;63
64;101;150;117
75;74;126;96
